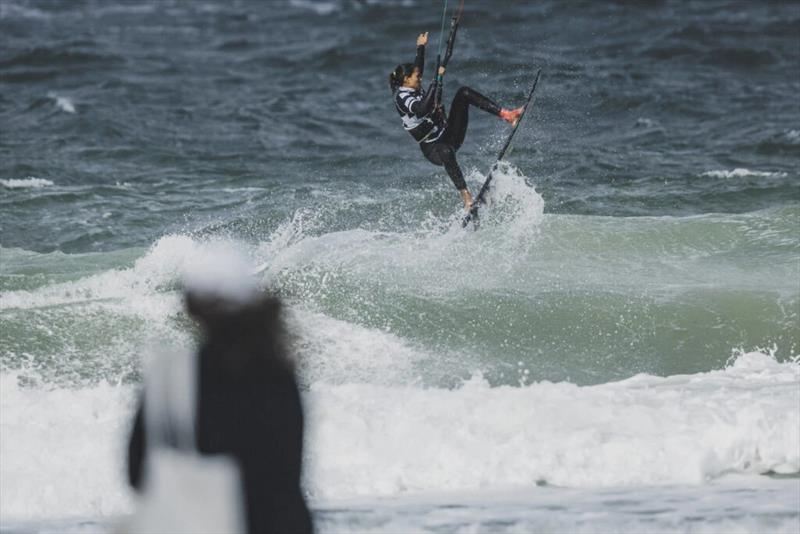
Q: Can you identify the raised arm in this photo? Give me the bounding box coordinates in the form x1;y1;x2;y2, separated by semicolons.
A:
415;32;428;77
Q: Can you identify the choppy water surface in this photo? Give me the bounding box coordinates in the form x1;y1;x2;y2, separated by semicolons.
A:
1;0;798;532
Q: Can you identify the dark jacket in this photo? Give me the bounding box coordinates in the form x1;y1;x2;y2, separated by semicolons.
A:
128;296;313;534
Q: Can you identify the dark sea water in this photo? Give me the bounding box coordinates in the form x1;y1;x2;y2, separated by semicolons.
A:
1;0;799;531
2;0;799;252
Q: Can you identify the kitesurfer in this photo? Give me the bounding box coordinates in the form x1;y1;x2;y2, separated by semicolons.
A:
390;32;523;211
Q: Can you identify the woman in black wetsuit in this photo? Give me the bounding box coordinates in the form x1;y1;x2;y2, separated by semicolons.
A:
390;32;522;211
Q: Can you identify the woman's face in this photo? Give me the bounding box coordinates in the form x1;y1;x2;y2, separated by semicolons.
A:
403;68;421;90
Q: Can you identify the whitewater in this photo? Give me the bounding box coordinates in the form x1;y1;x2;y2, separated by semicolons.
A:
2;351;799;529
2;0;799;531
2;165;799;532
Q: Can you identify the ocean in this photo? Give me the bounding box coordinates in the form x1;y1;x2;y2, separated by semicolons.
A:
1;0;799;532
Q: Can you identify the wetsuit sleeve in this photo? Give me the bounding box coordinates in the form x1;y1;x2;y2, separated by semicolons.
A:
415;44;425;77
410;79;441;117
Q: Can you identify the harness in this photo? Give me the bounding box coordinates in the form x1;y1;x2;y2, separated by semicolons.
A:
394;88;444;144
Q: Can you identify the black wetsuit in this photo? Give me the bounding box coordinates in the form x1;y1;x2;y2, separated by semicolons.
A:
394;44;502;191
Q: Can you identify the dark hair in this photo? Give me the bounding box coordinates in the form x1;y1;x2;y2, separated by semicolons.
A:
389;62;416;91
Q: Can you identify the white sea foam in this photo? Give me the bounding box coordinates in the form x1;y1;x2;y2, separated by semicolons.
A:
305;350;800;498
254;162;545;296
289;308;430;385
55;97;76;114
701;168;787;179
0;201;796;521
784;129;800;144
0;177;54;189
467;161;545;243
0;374;137;520
0;235;239;311
0;2;51;19
47;93;76;114
1;351;797;521
289;0;339;15
0;163;542;313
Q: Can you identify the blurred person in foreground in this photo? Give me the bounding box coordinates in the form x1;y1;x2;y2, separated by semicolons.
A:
127;248;313;534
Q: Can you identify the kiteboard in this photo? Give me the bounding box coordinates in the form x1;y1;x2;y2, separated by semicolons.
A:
462;68;542;229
